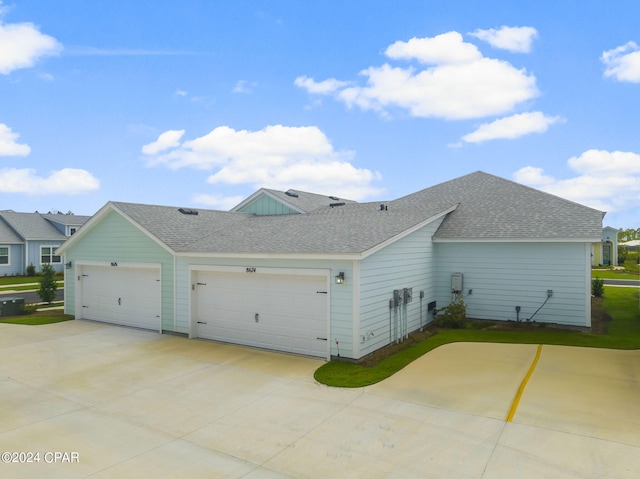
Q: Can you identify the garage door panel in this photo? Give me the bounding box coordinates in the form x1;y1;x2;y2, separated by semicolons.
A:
194;271;328;357
80;266;161;331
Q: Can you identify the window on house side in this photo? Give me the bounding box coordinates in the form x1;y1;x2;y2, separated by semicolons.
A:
0;246;8;265
41;246;61;264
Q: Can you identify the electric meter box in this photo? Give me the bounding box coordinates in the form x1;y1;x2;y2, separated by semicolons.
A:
1;297;24;317
451;273;463;292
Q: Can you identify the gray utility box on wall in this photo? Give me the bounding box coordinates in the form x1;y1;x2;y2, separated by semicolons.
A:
451;273;463;293
1;297;25;316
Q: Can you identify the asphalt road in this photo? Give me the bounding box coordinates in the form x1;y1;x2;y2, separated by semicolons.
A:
0;288;64;304
604;279;640;286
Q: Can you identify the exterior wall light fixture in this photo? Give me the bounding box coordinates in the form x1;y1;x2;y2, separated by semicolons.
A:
335;272;345;284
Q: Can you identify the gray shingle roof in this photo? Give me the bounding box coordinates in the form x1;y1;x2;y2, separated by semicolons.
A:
111;202;251;251
42;213;92;226
0;216;22;243
393;172;604;240
114;200;454;254
0;211;67;241
88;172;604;257
185;201;455;254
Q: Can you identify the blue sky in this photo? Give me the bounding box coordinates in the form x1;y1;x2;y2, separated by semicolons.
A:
1;1;638;228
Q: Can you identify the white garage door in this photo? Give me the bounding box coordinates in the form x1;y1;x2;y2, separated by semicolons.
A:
80;265;161;331
193;271;328;358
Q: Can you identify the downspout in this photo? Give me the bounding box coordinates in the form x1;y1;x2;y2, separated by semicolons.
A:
173;253;177;332
352;261;360;359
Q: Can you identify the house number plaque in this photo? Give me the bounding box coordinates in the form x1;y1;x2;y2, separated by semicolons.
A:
245;267;256;273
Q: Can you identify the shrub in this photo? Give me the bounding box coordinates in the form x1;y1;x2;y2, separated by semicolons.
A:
592;278;605;297
20;303;39;315
37;263;58;303
26;263;36;276
434;297;467;329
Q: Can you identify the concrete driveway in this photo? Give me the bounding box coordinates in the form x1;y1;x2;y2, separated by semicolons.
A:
1;321;639;478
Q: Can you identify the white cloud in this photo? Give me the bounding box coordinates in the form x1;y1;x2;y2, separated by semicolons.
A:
0;167;100;194
385;32;482;64
232;80;256;94
0;14;61;74
191;193;245;211
143;124;382;201
513;166;556;186
461;111;562;143
469;26;538;53
294;76;350;94
567;149;640;175
297;30;538;120
141;129;185;155
514;149;640;213
601;41;640;83
0;123;30;156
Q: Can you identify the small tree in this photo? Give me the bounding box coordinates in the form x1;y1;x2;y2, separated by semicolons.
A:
38;263;58;303
434;296;467;329
592;278;605;298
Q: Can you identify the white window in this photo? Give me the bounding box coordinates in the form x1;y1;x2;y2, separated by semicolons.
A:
41;246;61;264
0;246;8;265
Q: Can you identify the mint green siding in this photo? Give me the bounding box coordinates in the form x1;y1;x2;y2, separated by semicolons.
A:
358;218;444;357
434;242;590;327
238;194;299;215
63;211;175;330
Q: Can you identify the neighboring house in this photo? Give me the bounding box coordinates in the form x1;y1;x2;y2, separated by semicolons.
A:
57;172;604;361
592;226;619;266
619;239;640;251
0;211;91;275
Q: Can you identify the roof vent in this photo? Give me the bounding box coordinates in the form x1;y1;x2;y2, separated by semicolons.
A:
329;196;340;201
178;208;199;215
285;190;299;198
330;202;345;208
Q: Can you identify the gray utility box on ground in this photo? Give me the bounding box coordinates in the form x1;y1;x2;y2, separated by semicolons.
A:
1;297;25;316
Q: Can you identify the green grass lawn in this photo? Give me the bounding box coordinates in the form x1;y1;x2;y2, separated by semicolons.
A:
591;269;640;280
0;276;64;292
0;309;73;325
314;286;640;388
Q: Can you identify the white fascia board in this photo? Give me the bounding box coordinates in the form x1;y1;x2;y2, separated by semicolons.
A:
359;205;459;260
432;237;602;243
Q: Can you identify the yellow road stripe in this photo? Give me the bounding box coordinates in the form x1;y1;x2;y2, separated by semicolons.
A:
506;344;543;422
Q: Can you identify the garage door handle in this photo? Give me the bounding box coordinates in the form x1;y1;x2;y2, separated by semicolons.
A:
197;321;207;324
317;337;327;341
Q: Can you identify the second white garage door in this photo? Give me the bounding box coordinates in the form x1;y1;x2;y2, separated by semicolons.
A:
79;265;162;331
193;271;328;358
